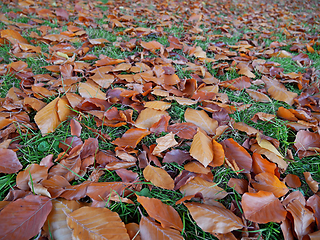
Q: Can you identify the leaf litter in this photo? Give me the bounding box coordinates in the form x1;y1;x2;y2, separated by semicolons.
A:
0;0;319;239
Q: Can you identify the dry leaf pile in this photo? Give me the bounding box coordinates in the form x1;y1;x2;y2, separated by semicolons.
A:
0;0;319;239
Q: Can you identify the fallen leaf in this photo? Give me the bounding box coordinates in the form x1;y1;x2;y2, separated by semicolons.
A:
185;108;218;135
0;149;22;174
303;172;319;193
135;108;169;130
137;195;183;231
112;128;150;148
143;165;174;190
284;174;301;188
252;172;288;198
242;191;287;223
152;132;178;157
0;195;52;240
184;202;243;234
67;206;130;240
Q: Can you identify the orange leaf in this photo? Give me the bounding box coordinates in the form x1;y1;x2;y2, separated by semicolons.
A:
0;149;22;174
221;138;252;173
294;130;320;159
144;101;171;111
16;164;48;191
1;29;29;44
227;178;248;194
189;128;214;167
135;108;169;130
184;202;243;234
78;81;105;99
67;207;130;240
267;85;297;106
185;108;217;135
252;172;288;198
242;191;287;223
139;215;183;240
34;97;60;135
137;195;183;231
209;139;225;167
0;195;52;240
112;128;150;148
252;153;276;175
143;165;174;190
167;122;197;139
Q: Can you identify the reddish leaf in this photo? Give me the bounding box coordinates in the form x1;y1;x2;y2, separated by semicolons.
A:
242;191;287;223
167;122;197;139
135;108;169;130
112;128;150;148
16;164;48;191
1;29;29;44
163;149;192;165
70;119;82;137
0;195;52;240
221;138;252;173
0;149;22;174
137;195;183;231
284;174;301;188
246;89;271;103
252;152;276;175
294;130;320;159
86;182;130;201
227;178;248;194
143;165;174;190
184;202;243;234
306;195;320;228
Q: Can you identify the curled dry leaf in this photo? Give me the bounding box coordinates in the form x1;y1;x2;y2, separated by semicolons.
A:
227;178;248;195
112;128;150;148
179;176;227;200
152;132;178;157
43;198;82;240
209;139;225;167
184;202;243;234
267;85;297;106
135;108;169;130
67;206;130;240
0;195;52;240
294;130;320;159
185;108;217;135
163;149;192;165
0;149;22;174
246;89;271;103
252;172;288;198
125;223;141;240
252;152;276;175
143;165;174;190
167;122;197;139
139;215;183;240
137;195;183;231
190;128;213;168
303;172;319;193
70;118;82;137
306;195;320;229
287;199;315;240
221;138;252;173
242;191;287;223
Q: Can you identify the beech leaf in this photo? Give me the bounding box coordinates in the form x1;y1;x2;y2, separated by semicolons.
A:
185;108;217;135
143;165;174;190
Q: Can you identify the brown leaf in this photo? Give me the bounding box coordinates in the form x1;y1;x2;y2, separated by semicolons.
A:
143;165;174;190
184;202;243;234
125;223;141;240
304;172;319;193
167;122;197;139
144;101;171;111
190;128;214;168
0;195;52;240
139;215;183;240
86;182;130;201
209;139;225;167
221;138;252;173
287;199;315;240
137;195;183;231
267;85;298;106
246;89;271;103
306;195;320;228
294;130;320;159
70;119;82;137
252;172;289;198
179;176;227;200
78;81;105;100
219;76;251;90
163;149;192;165
44;198;82;240
185;108;217;135
284;174;301;188
227;178;248;194
242;191;287;223
112;128;150;148
16;164;48;191
184;161;211;174
0;149;22;174
135;108;169;130
252;152;276;175
67;206;130;240
152;132;177;157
